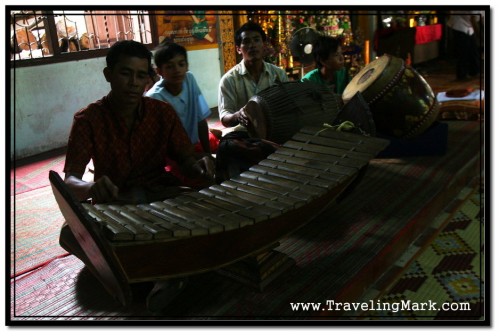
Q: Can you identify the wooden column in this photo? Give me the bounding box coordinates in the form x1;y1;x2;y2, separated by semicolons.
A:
217;12;237;74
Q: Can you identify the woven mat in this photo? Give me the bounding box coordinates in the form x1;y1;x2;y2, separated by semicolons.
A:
10;255;145;319
11;186;68;278
358;186;484;320
11;188;484;321
9;121;482;321
12;155;65;195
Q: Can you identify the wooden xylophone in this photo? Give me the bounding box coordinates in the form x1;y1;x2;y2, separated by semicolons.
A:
50;125;389;306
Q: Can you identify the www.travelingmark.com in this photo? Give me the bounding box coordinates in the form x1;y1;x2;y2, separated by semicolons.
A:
290;299;471;313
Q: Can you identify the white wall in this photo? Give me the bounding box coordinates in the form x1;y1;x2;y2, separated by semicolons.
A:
12;58;109;160
11;48;221;160
185;48;221;108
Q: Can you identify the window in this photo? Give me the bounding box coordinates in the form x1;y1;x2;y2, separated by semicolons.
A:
10;9;154;66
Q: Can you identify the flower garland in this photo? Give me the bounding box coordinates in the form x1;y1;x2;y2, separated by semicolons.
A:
286;10;352;37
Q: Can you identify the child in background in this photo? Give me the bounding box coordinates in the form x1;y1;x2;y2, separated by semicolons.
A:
146;41;218;154
301;35;348;94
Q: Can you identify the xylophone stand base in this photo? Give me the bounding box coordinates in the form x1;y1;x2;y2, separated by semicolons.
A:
217;246;295;292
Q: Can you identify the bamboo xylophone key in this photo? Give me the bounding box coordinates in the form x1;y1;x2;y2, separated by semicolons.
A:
123;205;176;239
221;180;304;209
292;132;381;155
298;126;390;152
82;203;135;241
274;147;366;170
94;205;153;240
231;175;314;202
107;204;173;240
161;198;226;234
259;159;344;184
204;186;282;218
240;171;324;199
173;195;243;231
200;188;277;220
267;152;358;177
148;202;212;235
250;165;332;189
284;140;372;161
210;184;291;213
176;193;253;227
137;204;194;237
180;192;261;225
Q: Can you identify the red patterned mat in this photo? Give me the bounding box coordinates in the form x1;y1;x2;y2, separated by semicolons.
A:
11;186;68;278
12;155;65;195
10;255;144;319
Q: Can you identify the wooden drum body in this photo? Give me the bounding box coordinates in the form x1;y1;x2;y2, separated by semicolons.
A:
342;54;440;138
245;82;343;144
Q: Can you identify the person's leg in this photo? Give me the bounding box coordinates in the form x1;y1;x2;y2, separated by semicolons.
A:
59;222;102;278
467;34;480;76
453;30;469;80
146;278;188;313
60;223;88;261
61;222;187;312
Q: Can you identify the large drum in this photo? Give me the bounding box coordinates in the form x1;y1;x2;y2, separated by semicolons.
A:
245;81;343;144
342;54;440;138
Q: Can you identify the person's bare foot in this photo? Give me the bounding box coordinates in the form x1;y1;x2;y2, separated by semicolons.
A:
146;278;187;313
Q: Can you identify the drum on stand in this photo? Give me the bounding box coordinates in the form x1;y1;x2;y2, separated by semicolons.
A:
342;54;440;138
245;82;343;144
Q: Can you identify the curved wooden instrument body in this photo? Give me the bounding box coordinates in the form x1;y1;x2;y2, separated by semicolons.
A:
50;126;389;306
245;82;343;144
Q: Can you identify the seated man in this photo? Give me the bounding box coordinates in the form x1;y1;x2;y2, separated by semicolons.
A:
216;21;288;181
301;34;348;94
218;21;288;130
59;40;215;313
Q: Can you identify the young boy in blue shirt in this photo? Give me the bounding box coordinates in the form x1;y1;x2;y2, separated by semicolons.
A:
146;41;218;154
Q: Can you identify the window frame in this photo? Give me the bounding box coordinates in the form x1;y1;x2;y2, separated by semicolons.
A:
10;9;158;68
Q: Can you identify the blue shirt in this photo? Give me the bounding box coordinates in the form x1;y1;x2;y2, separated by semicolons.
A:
146;72;211;144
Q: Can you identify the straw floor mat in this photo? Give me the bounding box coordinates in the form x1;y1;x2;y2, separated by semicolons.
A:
357;185;484;320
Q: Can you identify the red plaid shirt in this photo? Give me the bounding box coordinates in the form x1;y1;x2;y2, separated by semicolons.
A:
64;94;194;190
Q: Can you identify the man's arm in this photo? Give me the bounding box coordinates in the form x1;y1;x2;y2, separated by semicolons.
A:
221;108;248;128
177;150;215;184
278;67;289;83
218;76;249;127
64;173;118;203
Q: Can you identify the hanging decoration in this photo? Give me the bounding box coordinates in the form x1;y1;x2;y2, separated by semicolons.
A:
246;10;362;79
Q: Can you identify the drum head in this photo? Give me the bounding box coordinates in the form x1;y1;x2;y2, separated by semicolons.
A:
342;55;392;102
